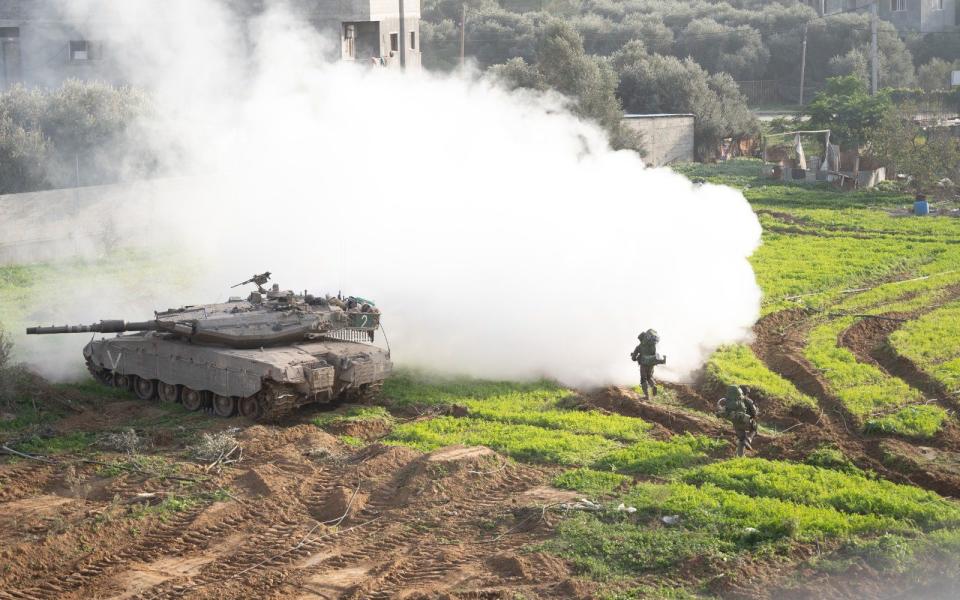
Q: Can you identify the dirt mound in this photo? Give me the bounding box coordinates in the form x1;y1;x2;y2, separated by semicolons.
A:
234;464;292;497
312;485;369;523
486;551;570;581
581;386;725;437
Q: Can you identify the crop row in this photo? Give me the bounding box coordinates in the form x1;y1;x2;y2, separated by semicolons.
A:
804;317;946;437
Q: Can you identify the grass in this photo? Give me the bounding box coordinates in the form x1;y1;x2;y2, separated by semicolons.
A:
750;234;940;314
382;368;567;407
592;435;725;476
804;317;947;437
387;416;620;465
681;458;960;530
312;405;394;428
9;431;95;455
890;300;960;395
706;344;816;409
553;468;631;496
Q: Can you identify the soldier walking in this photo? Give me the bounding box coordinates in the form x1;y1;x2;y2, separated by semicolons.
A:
630;329;665;401
717;385;758;457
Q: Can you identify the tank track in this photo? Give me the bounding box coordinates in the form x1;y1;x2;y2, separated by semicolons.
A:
258;383;299;422
339;382;383;404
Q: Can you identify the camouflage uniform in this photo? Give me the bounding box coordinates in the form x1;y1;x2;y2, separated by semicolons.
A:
631;329;663;400
717;385;758;457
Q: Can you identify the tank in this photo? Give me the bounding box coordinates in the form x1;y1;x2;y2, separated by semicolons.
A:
26;272;393;421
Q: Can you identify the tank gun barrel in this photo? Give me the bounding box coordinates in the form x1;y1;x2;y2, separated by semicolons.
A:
26;320;160;335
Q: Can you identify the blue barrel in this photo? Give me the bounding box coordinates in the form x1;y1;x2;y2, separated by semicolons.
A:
914;200;929;216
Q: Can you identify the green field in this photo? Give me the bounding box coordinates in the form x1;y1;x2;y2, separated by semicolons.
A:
4;158;960;597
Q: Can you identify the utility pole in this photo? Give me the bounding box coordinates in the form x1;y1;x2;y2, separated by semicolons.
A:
459;4;466;68
870;0;879;94
799;23;808;106
399;0;407;70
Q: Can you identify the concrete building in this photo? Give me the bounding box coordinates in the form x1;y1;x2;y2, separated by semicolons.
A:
805;0;958;33
0;0;420;90
621;114;695;167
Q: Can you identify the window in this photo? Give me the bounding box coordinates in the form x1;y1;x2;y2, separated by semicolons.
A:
389;32;399;52
891;0;905;11
69;40;102;61
410;31;416;50
0;27;19;39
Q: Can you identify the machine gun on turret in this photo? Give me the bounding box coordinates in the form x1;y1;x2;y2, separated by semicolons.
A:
231;271;272;294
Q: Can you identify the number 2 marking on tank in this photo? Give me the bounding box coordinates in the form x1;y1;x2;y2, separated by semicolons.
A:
360;315;369;327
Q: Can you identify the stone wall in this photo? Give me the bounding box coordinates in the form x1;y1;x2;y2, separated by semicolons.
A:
621;115;695;167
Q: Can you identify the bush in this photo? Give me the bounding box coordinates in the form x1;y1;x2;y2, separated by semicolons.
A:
612;44;757;159
489;20;641;152
0;80;151;194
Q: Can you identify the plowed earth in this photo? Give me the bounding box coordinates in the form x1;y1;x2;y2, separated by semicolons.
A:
0;401;583;600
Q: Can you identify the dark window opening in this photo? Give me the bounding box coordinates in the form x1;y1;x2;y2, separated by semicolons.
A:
389;32;399;52
69;40;102;61
0;27;19;39
410;31;416;49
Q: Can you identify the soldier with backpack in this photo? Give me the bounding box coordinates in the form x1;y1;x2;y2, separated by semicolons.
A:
630;329;666;400
717;385;758;457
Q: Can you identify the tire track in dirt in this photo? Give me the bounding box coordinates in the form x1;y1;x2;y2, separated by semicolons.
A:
350;469;545;600
0;506;205;600
0;463;58;503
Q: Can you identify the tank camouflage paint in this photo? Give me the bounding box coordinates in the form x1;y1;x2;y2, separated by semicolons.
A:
26;273;392;420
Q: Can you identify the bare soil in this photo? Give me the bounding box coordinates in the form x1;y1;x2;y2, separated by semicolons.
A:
0;399;583;600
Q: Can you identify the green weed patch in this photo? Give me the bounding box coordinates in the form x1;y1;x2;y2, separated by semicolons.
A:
10;431;95;455
382;369;566;407
706;345;816;409
387;416;619;465
313;405;393;428
805;318;946;437
890;300;960;395
593;435;725;476
553;468;631;496
682;458;960;529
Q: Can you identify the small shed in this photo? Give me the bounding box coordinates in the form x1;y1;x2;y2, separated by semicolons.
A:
621;114;695;167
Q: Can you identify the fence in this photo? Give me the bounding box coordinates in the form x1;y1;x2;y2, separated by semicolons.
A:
736;79;826;107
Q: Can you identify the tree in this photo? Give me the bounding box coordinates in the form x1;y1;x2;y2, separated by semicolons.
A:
917;58;960;92
805;76;891;149
867;106;960;194
489;21;641;152
613;43;758;159
767;14;914;86
678;18;769;80
0;80;150;194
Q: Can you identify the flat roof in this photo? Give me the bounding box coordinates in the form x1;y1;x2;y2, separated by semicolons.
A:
622;113;695;119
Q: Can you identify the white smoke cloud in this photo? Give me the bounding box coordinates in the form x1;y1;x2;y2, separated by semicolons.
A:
18;0;762;386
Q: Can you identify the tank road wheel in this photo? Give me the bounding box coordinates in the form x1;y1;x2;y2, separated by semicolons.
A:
133;377;158;401
182;388;205;412
95;369;114;387
86;358;112;387
158;382;180;404
113;373;132;391
238;395;263;420
212;394;237;418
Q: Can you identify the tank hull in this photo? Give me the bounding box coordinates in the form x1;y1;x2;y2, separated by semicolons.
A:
83;332;392;420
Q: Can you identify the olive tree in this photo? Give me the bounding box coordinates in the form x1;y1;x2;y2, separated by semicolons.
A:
867;107;960;194
489;21;641;152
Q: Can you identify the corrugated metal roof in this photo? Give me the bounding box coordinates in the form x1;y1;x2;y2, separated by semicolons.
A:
622;113;695;119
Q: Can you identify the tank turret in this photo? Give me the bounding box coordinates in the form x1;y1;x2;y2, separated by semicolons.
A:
25;271;392;421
